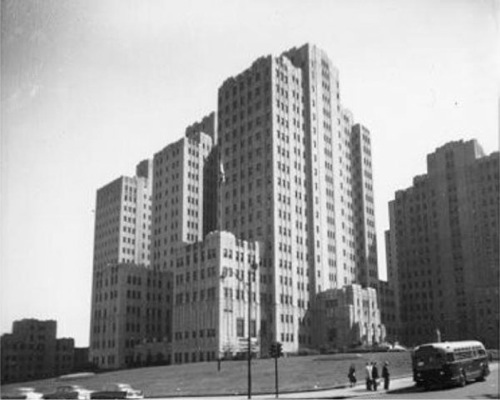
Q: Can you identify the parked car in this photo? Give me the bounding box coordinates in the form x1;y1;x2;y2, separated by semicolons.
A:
388;344;407;352
2;387;44;399
90;384;143;399
43;385;92;399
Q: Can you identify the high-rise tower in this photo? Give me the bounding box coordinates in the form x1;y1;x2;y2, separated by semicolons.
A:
217;44;379;352
387;140;499;347
151;118;215;273
92;160;152;272
89;160;174;370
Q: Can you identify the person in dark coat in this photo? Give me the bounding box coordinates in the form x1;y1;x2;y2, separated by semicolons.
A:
348;364;357;387
371;361;379;391
382;361;390;390
365;362;373;390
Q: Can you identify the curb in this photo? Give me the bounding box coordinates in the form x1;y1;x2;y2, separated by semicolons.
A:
146;375;414;398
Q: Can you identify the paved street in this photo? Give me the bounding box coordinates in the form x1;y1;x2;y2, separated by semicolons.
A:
365;363;499;399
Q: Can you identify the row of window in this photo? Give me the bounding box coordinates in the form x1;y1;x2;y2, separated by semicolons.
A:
174;350;217;364
174;329;217;340
175;288;217;304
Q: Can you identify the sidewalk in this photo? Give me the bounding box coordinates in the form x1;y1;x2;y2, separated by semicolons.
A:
275;375;415;399
156;374;415;399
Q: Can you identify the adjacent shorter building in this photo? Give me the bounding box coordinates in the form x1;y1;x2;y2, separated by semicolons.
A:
73;347;91;372
312;284;385;351
387;140;499;347
1;319;78;383
89;160;159;370
90;263;173;369
377;280;398;343
473;286;500;348
172;231;262;363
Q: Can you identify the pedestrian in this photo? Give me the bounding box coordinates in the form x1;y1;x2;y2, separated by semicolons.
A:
382;361;390;390
372;361;379;391
348;364;357;387
365;362;373;391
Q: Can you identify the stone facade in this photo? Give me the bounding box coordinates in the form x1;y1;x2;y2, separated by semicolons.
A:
151;125;215;272
172;231;262;363
90;160;158;369
89;44;386;364
313;284;385;350
388;140;499;347
377;280;397;343
1;319;75;383
89;263;172;369
132;338;172;367
216;44;379;353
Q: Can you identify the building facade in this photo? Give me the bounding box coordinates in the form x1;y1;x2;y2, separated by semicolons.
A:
89;263;172;369
384;209;402;343
92;159;153;272
89;44;383;365
377;279;397;343
172;231;262;363
1;319;75;383
313;284;385;350
217;43;379;353
90;160;163;369
387;140;499;347
151;122;216;273
132;339;172;367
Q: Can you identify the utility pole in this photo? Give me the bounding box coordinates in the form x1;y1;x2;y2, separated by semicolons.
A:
247;266;252;399
247;261;257;399
274;353;279;398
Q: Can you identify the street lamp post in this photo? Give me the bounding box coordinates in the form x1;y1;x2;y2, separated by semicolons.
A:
248;261;258;399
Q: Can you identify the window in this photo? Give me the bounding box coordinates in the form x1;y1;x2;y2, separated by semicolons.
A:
237;318;245;337
250;320;256;337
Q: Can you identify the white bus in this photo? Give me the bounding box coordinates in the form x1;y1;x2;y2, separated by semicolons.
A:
412;340;489;389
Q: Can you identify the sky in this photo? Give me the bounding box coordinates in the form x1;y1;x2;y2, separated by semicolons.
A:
1;0;498;347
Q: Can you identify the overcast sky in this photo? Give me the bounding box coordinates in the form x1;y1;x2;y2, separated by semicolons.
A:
1;0;498;346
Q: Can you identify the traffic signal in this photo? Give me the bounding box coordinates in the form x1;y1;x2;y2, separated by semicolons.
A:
269;342;283;358
269;342;277;358
276;342;283;358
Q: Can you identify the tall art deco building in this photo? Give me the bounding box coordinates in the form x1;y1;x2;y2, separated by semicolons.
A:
216;44;380;353
387;140;499;348
90;44;385;368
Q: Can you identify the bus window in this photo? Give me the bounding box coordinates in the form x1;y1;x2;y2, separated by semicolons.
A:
446;353;454;362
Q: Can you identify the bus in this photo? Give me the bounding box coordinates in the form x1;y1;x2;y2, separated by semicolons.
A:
412;340;489;389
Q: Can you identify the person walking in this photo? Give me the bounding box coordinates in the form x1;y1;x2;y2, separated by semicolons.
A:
348;364;357;387
365;362;373;390
382;361;390;390
372;361;379;391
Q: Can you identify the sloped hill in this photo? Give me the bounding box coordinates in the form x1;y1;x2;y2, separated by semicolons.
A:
1;352;412;397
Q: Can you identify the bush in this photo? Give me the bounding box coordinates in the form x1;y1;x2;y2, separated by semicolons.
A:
298;348;320;356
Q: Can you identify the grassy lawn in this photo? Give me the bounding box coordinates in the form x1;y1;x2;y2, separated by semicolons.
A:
1;352;413;397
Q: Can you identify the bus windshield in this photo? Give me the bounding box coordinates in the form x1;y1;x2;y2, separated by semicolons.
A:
414;346;447;369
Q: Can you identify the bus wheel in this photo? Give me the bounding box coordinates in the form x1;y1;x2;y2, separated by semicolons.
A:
459;371;467;387
476;367;487;382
